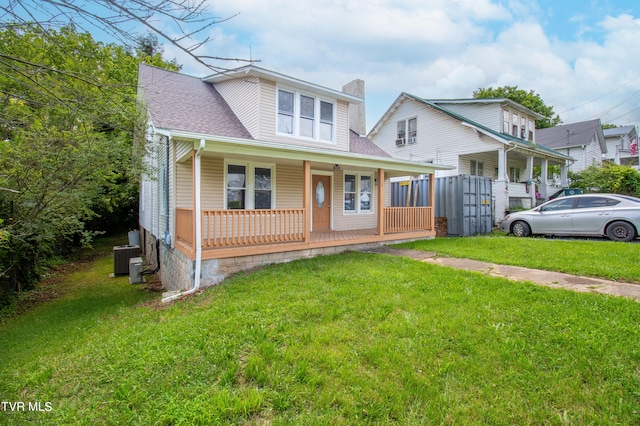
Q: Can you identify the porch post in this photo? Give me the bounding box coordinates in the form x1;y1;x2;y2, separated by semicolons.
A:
429;172;435;232
539;158;549;200
497;147;506;181
303;160;311;242
191;150;197;255
525;155;535;208
495;147;509;224
560;162;569;187
377;168;385;236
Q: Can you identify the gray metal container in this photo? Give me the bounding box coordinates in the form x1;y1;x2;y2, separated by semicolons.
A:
391;175;493;236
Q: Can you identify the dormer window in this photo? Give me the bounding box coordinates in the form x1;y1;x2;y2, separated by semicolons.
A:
277;88;335;142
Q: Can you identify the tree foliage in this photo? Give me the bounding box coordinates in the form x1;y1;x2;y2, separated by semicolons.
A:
0;25;175;304
473;86;562;129
569;163;640;197
0;2;253;305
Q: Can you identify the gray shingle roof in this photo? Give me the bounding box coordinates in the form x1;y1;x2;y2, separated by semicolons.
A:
535;119;603;149
349;130;391;157
603;125;635;138
137;63;252;139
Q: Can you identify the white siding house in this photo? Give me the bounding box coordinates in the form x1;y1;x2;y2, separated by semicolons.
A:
368;94;573;223
536;119;606;173
137;65;451;298
603;125;639;170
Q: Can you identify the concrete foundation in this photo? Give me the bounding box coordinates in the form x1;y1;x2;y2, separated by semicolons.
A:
141;227;432;292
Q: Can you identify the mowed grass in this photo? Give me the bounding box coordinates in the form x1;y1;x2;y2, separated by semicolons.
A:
396;234;640;283
0;239;639;424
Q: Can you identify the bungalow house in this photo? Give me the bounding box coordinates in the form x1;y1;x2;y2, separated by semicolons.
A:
603;125;639;169
137;64;451;300
367;94;573;223
535;119;606;173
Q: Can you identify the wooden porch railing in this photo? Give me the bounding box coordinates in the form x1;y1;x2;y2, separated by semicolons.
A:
202;209;306;247
175;207;432;250
384;207;433;233
176;208;194;245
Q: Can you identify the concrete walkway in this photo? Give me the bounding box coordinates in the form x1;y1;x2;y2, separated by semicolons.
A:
360;246;640;301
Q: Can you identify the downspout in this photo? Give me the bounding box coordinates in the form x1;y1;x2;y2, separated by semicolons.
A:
162;139;205;303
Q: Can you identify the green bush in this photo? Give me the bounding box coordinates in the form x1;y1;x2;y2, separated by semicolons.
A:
569;163;640;197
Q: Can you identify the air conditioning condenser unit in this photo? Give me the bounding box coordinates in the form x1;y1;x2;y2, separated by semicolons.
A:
113;245;141;275
129;257;144;284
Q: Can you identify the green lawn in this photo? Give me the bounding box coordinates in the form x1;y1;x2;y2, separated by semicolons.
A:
395;234;640;283
1;237;639;424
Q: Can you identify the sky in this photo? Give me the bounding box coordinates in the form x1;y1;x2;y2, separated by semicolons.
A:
158;0;640;134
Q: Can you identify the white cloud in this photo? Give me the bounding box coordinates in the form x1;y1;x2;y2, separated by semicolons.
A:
170;0;640;130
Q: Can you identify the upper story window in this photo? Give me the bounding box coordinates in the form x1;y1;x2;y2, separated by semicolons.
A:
502;109;534;141
396;117;417;146
277;88;334;142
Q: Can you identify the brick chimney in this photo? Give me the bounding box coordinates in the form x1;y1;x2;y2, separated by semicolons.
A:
342;79;366;136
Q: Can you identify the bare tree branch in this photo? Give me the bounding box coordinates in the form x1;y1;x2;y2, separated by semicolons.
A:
0;0;257;73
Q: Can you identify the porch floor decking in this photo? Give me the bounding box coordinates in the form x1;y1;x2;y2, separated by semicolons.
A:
309;228;378;243
183;227;434;261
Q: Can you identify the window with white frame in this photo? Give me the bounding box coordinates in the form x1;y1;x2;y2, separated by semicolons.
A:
344;172;373;213
528;119;534;141
512;113;519;137
470;160;484;176
503;110;510;134
277;90;294;135
226;162;274;209
520;116;527;139
277;88;335;142
509;167;520;182
396;117;417;145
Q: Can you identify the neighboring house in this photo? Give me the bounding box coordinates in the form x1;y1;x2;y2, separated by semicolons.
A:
137;64;451;298
535;119;606;173
367;94;573;223
603;125;639;169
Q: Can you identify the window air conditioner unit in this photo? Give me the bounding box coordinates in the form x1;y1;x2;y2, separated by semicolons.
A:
396;138;406;146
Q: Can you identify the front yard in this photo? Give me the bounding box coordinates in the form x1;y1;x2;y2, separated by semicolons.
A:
1;236;639;424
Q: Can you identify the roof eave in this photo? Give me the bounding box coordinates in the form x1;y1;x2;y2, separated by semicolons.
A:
157;128;453;174
202;65;362;104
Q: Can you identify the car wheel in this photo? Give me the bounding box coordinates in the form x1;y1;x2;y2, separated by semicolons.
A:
605;221;637;242
511;221;531;238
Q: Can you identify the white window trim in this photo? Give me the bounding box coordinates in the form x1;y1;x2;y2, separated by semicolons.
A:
276;85;336;143
396;117;418;146
343;171;375;214
470;160;484;176
224;159;276;210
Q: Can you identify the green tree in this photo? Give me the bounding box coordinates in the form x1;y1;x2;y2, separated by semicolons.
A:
0;25;176;304
473;86;561;129
569;164;640;197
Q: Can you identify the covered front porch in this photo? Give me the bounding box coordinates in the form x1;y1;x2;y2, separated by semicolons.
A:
459;141;572;223
174;205;433;260
169;135;449;262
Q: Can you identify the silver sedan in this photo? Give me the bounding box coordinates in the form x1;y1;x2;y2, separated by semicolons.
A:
501;194;640;242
